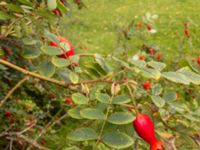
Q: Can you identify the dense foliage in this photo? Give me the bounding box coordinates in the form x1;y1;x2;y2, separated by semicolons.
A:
0;0;200;150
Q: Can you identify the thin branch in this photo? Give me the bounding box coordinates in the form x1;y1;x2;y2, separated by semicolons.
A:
126;84;139;114
27;112;68;150
0;59;127;87
96;95;114;145
7;134;49;150
0;76;29;107
18;120;37;135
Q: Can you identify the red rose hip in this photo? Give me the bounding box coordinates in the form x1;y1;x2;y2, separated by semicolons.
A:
143;81;151;90
133;113;157;144
50;36;75;59
197;56;200;65
150;140;163;150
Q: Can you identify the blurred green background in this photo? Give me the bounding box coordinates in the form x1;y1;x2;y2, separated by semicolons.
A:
60;0;200;59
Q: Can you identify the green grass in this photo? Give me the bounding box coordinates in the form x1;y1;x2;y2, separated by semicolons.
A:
60;0;200;59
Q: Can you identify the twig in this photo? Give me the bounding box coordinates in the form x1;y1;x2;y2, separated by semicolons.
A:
0;59;127;87
27;111;68;150
9;139;13;150
3;132;49;150
96;95;114;145
126;84;139;114
0;76;29;107
18;120;37;135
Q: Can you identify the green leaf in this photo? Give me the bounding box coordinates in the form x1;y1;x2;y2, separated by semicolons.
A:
69;71;79;84
151;96;165;108
152;84;162;96
18;0;32;5
47;0;57;11
0;64;7;70
187;59;200;74
57;0;68;14
141;67;161;80
102;131;134;149
22;48;40;59
107;112;135;125
62;146;81;150
112;95;131;104
72;93;89;105
41;46;63;56
130;59;146;68
148;60;166;71
95;54;111;72
68;107;83;119
69;55;80;63
80;108;105;120
6;4;23;12
51;57;70;67
44;30;59;44
60;42;70;52
163;90;177;101
112;56;130;69
177;67;200;85
20;5;33;13
22;38;38;45
0;11;11;20
67;128;98;141
37;62;55;77
162;72;190;85
96;93;110;104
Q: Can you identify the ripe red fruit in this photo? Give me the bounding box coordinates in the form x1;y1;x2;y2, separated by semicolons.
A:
184;29;190;37
143;81;151;90
5;47;11;54
5;111;11;118
50;36;75;59
1;56;7;61
52;0;64;16
128;107;133;113
139;55;145;60
137;21;142;29
76;0;81;5
65;97;73;105
150;140;163;150
40;140;46;145
52;9;62;16
149;48;156;55
197;56;200;65
156;54;161;60
147;25;152;31
184;22;189;28
133;113;157;144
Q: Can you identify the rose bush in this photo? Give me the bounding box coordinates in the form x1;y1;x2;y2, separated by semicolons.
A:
0;0;200;150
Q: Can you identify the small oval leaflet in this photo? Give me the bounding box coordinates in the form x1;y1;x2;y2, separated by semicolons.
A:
102;131;134;149
68;107;83;119
51;57;70;68
47;0;57;11
41;46;63;56
80;108;105;120
96;93;110;104
67;128;98;141
37;62;55;77
72;93;89;105
108;112;135;125
112;95;131;104
151;95;165;108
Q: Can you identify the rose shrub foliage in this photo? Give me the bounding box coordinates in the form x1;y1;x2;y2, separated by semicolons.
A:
0;0;200;150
